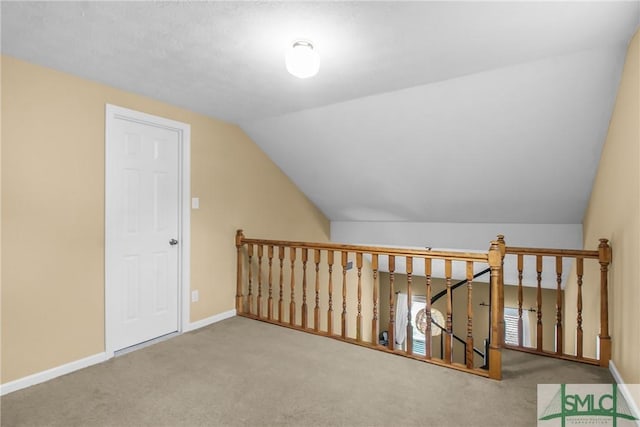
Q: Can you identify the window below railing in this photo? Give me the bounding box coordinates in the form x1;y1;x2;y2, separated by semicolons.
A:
504;307;530;347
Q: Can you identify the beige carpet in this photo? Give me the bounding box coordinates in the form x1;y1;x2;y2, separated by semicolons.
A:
1;316;613;426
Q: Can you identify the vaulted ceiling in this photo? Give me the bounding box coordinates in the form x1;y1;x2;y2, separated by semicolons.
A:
3;1;639;224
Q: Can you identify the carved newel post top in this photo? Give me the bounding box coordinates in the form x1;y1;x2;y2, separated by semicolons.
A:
488;241;502;267
496;234;506;256
235;229;245;247
598;238;611;264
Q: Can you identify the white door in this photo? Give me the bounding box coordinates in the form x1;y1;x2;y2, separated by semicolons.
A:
106;106;187;352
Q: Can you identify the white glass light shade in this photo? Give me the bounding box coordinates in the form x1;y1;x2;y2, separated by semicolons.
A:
285;40;320;79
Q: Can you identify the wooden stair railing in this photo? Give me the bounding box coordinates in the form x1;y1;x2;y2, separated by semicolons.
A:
429;267;491;305
500;236;611;367
425;267;491;365
235;230;504;380
428;317;486;363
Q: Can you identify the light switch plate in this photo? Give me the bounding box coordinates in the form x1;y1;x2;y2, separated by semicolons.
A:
192;197;200;209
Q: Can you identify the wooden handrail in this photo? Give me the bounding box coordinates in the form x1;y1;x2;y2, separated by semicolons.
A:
501;235;611;368
236;230;612;379
505;246;599;259
235;230;499;380
240;237;489;262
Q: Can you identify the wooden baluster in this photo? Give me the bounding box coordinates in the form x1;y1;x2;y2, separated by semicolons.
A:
371;254;379;345
517;254;524;347
247;244;254;315
278;246;285;323
301;248;309;329
341;251;348;338
289;247;296;326
555;256;563;354
388;255;396;350
598;239;612;367
425;258;432;359
235;230;244;314
406;256;413;355
314;249;321;332
488;241;502;380
497;235;506;347
536;255;543;352
257;245;263;318
327;250;334;335
268;245;274;320
466;261;474;369
444;259;453;363
356;252;363;342
576;257;584;359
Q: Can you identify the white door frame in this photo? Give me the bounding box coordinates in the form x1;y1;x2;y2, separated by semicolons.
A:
104;104;191;357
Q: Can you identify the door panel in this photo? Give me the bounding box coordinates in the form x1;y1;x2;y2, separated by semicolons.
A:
107;114;180;351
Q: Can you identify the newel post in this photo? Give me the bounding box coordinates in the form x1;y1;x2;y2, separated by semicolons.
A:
598;238;612;367
236;229;245;314
496;235;506;346
488;240;503;380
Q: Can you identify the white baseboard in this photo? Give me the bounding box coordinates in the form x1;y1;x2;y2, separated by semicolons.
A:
0;352;109;397
1;310;236;397
609;360;640;426
184;309;236;332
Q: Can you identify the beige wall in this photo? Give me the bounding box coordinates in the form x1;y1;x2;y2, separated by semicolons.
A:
1;56;330;383
571;29;640;396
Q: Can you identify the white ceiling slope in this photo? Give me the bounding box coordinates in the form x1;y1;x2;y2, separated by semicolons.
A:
2;1;639;225
243;45;628;223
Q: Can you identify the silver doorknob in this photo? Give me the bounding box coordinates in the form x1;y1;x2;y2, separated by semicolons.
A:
169;239;178;246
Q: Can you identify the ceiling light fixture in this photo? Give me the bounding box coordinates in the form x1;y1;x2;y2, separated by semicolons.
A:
285;40;320;79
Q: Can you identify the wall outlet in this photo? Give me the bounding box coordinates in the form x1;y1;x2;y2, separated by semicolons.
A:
191;290;199;302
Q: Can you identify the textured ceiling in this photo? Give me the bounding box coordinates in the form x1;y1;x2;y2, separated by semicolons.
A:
2;1;639;224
